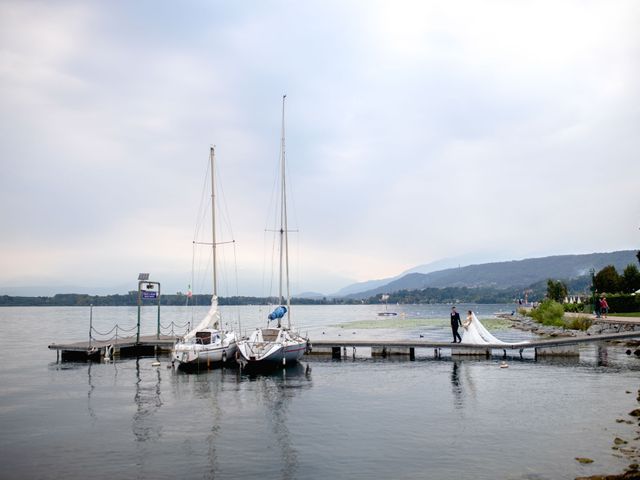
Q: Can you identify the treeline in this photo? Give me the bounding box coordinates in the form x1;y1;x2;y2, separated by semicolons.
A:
372;286;525;305
0;287;530;307
0;293;362;307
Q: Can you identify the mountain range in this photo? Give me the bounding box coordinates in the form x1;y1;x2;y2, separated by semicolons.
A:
336;250;637;299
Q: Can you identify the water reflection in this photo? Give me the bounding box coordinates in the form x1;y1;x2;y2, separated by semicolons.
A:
133;359;163;442
242;363;312;480
87;362;96;423
450;361;476;409
451;361;462;409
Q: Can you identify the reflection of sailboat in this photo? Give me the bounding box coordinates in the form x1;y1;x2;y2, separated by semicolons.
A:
238;96;309;367
377;294;398;316
172;147;238;369
241;363;312;478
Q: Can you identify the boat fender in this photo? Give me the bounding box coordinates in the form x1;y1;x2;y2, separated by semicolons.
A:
222;351;227;363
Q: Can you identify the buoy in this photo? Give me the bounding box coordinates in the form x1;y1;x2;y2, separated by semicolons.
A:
151;361;161;367
500;361;509;368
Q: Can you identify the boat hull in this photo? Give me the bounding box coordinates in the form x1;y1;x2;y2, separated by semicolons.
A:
238;339;307;367
173;340;238;369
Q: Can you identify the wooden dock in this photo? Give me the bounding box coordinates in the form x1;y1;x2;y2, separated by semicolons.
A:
48;335;179;361
308;330;640;360
49;330;640;362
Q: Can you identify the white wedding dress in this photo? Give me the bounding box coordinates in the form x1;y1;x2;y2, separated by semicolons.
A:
461;312;526;345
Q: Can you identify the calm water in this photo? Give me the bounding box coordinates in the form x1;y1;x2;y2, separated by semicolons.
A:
1;304;639;479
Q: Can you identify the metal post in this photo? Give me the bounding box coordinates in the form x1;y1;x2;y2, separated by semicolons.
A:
137;281;142;344
157;283;161;339
590;268;596;315
89;304;93;348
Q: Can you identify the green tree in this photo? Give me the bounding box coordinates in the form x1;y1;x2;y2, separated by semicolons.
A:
621;264;640;294
546;279;568;302
594;265;621;294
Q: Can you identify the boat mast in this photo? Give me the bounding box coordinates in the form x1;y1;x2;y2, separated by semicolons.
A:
210;146;224;337
210;146;217;301
279;95;291;329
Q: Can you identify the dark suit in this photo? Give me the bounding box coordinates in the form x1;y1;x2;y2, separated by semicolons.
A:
450;311;462;342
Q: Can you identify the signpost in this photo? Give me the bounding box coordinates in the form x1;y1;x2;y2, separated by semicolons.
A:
136;273;162;343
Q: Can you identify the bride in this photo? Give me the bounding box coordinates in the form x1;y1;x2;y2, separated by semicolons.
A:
460;310;520;345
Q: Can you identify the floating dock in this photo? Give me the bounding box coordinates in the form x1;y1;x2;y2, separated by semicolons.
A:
309;330;640;360
48;335;179;361
49;330;640;362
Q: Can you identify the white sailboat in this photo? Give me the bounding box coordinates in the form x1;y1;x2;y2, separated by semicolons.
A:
172;146;238;369
238;96;309;367
377;294;398;316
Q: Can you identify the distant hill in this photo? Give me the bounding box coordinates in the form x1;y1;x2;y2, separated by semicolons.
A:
332;255;480;296
344;250;637;299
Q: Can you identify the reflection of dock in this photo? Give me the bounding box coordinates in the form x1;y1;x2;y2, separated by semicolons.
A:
308;330;640;360
49;335;178;361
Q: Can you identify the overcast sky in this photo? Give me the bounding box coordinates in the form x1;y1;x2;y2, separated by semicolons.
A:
1;0;639;296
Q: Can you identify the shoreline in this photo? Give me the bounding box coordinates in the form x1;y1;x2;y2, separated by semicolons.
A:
506;313;640;479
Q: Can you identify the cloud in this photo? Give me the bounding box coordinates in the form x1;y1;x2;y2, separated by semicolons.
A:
1;0;638;295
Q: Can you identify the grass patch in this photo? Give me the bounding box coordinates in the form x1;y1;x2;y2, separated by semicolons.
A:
528;300;593;331
565;315;593;331
610;312;640;318
529;300;565;327
335;317;513;330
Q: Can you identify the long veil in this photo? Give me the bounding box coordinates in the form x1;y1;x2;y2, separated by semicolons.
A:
462;313;528;345
472;312;507;344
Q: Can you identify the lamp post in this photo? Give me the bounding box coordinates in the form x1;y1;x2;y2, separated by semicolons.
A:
136;273;161;343
590;268;596;314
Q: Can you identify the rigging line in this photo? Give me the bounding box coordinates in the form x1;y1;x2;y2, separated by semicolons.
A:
213;153;237;243
193;154;211;244
232;240;241;333
190;239;196;322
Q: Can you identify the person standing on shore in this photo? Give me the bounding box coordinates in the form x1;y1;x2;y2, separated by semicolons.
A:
450;306;462;343
600;296;609;319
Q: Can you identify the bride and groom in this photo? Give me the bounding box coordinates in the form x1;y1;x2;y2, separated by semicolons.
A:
450;306;506;345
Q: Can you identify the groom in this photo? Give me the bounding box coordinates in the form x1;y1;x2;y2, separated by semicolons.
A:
450;306;462;343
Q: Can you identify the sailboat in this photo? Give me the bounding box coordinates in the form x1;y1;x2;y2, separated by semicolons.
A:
172;146;238;369
377;294;398;316
237;96;310;367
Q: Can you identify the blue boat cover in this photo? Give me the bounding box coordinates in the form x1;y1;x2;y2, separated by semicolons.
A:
268;305;287;321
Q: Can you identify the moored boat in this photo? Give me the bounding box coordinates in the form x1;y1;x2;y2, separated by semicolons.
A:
237;96;309;368
172;147;238;369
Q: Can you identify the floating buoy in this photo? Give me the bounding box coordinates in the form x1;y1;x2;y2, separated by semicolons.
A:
151;361;161;367
500;361;509;368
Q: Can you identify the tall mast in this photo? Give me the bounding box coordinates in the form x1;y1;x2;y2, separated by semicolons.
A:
279;95;291;329
210;146;217;301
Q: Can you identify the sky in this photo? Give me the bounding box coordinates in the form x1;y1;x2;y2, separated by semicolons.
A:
1;0;639;297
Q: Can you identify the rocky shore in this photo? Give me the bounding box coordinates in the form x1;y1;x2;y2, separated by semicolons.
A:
503;313;640;479
507;312;640;340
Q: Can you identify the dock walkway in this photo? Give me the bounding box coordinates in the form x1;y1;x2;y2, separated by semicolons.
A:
310;330;640;359
49;335;179;361
49;330;640;362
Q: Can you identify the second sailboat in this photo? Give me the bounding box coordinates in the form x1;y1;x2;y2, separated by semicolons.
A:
237;96;310;367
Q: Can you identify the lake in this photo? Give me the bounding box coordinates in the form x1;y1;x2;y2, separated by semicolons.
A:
1;304;639;479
